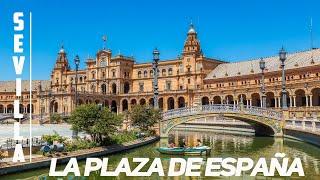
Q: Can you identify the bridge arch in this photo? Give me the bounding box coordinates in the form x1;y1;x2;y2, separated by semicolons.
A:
161;105;282;138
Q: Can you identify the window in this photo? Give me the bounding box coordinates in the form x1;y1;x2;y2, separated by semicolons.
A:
144;70;147;77
187;68;191;72
188;79;190;84
166;81;171;90
91;71;95;79
150;70;153;77
112;71;116;77
102;72;105;78
179;64;184;73
162;69;166;76
168;68;173;75
138;71;142;78
139;82;144;92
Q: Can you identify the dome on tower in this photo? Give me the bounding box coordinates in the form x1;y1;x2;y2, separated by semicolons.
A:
59;46;65;53
188;23;196;34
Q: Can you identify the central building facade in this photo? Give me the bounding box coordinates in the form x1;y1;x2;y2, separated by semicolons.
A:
48;24;224;115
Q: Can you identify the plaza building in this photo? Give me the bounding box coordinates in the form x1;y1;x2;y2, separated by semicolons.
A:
0;24;320;121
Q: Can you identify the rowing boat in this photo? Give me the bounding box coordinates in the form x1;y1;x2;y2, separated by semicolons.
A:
156;146;211;156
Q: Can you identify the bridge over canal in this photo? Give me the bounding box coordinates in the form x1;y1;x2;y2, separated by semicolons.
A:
161;104;283;138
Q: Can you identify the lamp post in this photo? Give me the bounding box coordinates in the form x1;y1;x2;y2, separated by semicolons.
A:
259;57;266;108
279;47;288;110
73;55;80;138
152;48;160;135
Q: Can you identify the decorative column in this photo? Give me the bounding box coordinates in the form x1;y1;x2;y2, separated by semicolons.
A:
306;96;309;107
278;97;281;108
289;96;293;107
310;95;313;107
293;96;296;107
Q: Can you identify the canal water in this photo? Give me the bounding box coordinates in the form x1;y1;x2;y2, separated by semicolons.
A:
2;130;320;179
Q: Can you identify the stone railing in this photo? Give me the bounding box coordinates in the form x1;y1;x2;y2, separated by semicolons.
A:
162;104;283;121
285;119;320;133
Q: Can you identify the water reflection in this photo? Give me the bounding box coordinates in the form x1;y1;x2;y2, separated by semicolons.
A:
2;130;320;179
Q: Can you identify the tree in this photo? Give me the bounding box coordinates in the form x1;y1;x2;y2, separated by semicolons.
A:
69;104;123;144
130;105;162;133
50;113;62;124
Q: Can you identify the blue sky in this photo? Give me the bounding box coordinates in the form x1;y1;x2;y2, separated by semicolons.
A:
0;0;319;80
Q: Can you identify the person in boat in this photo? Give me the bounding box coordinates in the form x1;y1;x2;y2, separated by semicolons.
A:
168;142;176;148
179;139;187;148
196;139;203;147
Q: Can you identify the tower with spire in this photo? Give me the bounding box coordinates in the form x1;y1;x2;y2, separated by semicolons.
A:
51;46;70;92
182;23;202;56
54;46;70;71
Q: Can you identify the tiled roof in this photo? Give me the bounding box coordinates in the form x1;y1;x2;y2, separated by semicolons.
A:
0;80;51;92
205;48;320;80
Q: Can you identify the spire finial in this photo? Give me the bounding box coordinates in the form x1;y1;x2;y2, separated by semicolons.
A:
188;20;196;34
102;35;107;50
59;42;65;53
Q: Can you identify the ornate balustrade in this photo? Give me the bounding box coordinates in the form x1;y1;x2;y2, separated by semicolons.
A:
162;104;283;121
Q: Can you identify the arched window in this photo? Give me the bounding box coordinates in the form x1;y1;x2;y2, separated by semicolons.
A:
112;83;117;94
91;71;95;79
138;71;142;78
101;84;107;94
144;70;148;77
168;68;173;75
150;70;153;77
124;82;130;94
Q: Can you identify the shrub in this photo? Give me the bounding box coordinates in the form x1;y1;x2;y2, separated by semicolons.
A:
50;113;62;124
111;131;137;144
42;132;66;145
64;139;97;152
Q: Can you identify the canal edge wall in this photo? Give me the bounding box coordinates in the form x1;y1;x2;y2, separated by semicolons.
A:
0;136;160;176
283;128;320;147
